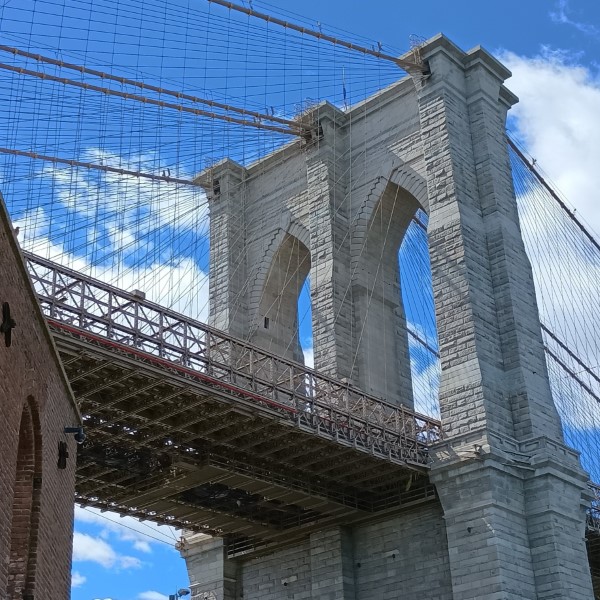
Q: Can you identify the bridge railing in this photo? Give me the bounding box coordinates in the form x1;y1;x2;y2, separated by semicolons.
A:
25;252;442;466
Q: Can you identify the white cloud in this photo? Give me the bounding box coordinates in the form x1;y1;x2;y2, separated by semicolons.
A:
15;148;211;321
503;48;600;233
73;532;115;568
73;531;142;570
120;554;144;569
17;212;210;322
138;592;169;600
41;148;208;232
503;48;600;356
71;571;87;588
302;346;314;368
75;505;179;554
503;49;600;438
549;0;599;37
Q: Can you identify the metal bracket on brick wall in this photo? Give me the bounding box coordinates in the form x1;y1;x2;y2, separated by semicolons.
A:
57;440;69;469
0;301;16;346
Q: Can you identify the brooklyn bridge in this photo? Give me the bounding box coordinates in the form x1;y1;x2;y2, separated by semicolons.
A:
0;0;599;598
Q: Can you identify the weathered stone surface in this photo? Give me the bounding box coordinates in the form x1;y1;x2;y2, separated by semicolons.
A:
184;34;594;600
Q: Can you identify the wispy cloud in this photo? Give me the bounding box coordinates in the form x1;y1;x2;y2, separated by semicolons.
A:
73;531;142;570
408;332;440;419
302;345;314;368
71;571;87;588
75;506;178;554
13;149;212;321
138;592;170;600
16;208;210;321
549;0;599;37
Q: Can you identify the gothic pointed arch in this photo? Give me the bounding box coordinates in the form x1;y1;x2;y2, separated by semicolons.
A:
7;395;42;599
351;160;428;272
347;160;430;406
249;228;311;363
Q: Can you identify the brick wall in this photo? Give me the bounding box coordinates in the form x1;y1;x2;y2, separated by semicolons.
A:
0;196;79;600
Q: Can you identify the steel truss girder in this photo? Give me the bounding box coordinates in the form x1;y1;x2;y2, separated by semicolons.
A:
26;252;441;459
55;334;430;491
25;253;443;549
65;354;432;546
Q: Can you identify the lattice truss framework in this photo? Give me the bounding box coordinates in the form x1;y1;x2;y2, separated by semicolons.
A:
27;251;440;552
1;0;599;557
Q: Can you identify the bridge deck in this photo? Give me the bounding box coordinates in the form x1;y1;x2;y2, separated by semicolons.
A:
26;253;441;554
27;253;600;561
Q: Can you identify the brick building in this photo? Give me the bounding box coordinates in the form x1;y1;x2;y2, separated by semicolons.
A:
0;194;80;599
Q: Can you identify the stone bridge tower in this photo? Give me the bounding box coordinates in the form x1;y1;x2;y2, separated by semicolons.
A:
183;35;595;600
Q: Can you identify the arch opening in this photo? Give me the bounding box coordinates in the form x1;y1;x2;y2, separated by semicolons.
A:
353;180;439;415
298;274;313;368
398;209;440;418
252;233;311;364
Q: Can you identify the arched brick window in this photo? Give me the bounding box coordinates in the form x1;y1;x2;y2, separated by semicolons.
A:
7;396;42;600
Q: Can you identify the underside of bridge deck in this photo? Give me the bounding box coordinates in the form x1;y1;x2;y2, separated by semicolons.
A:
56;332;436;555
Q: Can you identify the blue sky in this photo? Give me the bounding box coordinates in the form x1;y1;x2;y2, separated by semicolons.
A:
2;0;600;598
